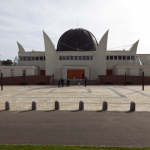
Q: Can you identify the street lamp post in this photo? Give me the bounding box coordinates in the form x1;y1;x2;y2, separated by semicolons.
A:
1;66;3;91
125;68;126;86
142;64;144;91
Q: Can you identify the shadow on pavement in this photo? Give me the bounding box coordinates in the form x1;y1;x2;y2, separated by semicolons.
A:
125;110;135;113
71;109;82;112
20;109;35;113
44;109;57;112
95;110;106;112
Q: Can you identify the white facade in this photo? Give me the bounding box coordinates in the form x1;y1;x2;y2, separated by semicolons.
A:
2;29;150;78
43;30;108;79
0;66;40;77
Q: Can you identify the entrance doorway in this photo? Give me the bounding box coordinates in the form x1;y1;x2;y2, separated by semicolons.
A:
40;70;45;76
107;70;112;75
67;70;85;79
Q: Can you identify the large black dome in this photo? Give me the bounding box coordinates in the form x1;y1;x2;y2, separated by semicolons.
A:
57;28;98;51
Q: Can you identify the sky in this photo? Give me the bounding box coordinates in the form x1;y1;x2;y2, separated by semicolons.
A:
0;0;150;61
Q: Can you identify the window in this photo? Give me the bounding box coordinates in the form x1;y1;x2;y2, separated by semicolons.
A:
44;56;45;60
40;57;43;60
123;56;126;60
32;57;35;60
75;56;77;60
131;56;135;60
27;57;30;61
70;56;73;60
63;56;65;60
36;57;39;60
127;56;130;60
114;56;117;60
66;56;69;60
59;55;93;60
118;56;122;60
20;57;22;61
110;56;113;60
106;56;109;60
23;57;26;61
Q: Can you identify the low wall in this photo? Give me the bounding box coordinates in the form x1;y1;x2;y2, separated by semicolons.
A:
98;75;150;85
1;75;149;85
0;75;52;85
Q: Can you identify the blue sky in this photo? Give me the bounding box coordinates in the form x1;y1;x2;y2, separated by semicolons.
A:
0;0;150;61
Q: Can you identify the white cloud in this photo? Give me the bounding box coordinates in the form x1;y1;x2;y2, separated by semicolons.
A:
1;0;150;61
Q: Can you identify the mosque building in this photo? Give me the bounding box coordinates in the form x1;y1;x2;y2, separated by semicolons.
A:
1;28;150;80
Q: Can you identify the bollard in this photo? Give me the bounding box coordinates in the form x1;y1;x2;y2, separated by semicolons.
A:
102;101;108;111
130;102;135;111
55;101;59;110
32;101;36;110
5;101;10;110
79;101;84;110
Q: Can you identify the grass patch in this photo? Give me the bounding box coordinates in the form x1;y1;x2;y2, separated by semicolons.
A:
0;145;150;150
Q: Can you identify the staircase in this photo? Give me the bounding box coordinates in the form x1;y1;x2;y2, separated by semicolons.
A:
51;79;98;85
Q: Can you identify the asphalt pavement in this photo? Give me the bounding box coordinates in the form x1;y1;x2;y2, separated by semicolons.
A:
0;110;150;147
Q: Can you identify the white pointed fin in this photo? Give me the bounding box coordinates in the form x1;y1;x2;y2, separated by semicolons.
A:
43;30;56;75
97;30;109;52
129;40;139;53
43;30;55;51
17;42;25;52
134;56;142;65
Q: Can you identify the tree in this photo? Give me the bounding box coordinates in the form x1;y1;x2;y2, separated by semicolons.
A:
1;59;13;66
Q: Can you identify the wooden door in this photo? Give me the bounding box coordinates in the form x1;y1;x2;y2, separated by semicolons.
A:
107;70;112;75
67;70;85;79
40;70;45;76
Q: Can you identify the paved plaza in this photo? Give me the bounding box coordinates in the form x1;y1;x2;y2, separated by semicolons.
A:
0;85;150;111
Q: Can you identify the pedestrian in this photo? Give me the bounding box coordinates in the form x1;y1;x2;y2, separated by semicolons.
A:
58;79;60;87
78;78;81;86
84;77;87;87
68;78;70;87
50;77;52;85
82;73;84;79
61;78;63;86
62;78;64;86
67;78;69;86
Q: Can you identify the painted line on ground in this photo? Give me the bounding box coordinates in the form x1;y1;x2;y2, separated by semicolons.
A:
106;87;127;98
0;87;31;95
11;87;53;98
87;89;92;93
48;89;57;93
119;86;150;98
10;96;122;99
